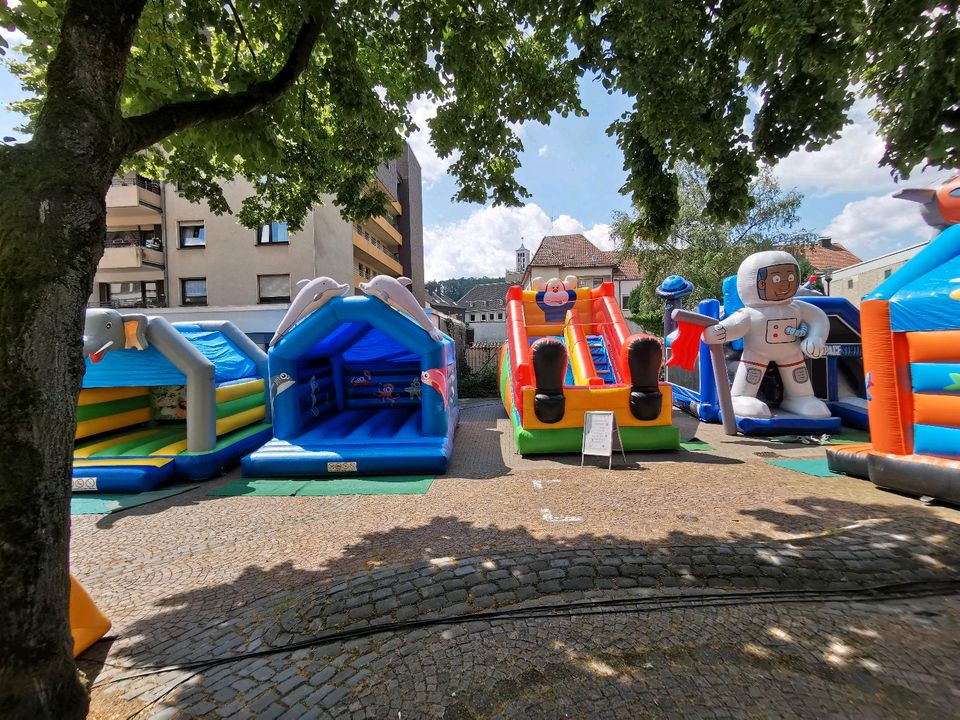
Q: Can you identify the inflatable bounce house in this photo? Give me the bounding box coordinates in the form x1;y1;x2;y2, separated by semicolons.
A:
242;275;459;476
663;255;868;435
828;175;960;504
75;310;272;492
500;277;679;454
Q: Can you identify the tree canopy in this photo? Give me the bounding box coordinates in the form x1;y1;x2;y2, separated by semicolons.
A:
616;163;816;331
3;0;956;236
426;277;507;301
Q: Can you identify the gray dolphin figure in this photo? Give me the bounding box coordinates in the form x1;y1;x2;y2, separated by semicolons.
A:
270;371;296;399
270;276;350;346
359;275;442;341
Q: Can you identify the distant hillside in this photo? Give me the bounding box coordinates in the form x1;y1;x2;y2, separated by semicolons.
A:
426;276;506;301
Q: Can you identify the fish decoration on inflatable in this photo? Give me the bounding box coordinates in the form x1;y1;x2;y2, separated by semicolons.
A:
421;368;448;409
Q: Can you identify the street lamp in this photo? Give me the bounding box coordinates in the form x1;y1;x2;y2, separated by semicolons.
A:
822;268;833;296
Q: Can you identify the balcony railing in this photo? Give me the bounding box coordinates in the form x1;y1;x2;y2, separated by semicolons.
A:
104;232;163;251
353;225;400;261
111;174;161;195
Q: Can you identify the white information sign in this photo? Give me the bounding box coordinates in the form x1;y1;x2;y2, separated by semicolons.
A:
581;411;626;469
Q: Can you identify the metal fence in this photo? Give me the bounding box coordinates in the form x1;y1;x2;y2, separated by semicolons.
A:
461;342;504;373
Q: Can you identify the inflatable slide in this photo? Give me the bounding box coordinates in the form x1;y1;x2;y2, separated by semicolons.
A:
665;278;867;435
828;175;960;504
242;275;459;476
500;278;679;454
75;310;272;492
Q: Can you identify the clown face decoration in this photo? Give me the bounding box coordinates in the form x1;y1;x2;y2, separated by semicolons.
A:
532;275;578;322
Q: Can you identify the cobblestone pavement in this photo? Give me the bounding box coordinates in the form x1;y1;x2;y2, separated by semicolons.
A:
75;401;960;718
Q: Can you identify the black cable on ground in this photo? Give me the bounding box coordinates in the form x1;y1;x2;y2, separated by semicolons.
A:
97;578;960;687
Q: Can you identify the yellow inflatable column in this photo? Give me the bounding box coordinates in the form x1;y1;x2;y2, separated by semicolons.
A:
70;574;111;657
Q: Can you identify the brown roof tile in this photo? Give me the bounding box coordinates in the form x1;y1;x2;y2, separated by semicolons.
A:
525;234;642;282
798;242;861;271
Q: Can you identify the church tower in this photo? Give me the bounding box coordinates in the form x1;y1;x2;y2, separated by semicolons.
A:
516;243;530;273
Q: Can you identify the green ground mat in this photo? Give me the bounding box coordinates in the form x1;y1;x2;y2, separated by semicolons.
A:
210;476;435;497
297;476;434;496
767;428;871;446
208;480;307;496
680;438;714;452
71;484;197;515
767;458;842;478
825;428;871;445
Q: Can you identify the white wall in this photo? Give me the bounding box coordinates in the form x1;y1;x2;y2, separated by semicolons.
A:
471;320;507;343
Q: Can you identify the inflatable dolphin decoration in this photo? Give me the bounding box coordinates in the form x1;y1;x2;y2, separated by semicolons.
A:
359;275;442;341
271;276;350;346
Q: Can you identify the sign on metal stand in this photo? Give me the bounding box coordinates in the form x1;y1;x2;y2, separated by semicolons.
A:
582;411;626;469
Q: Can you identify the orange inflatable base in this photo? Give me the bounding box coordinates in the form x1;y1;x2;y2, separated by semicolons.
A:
70;574;111;657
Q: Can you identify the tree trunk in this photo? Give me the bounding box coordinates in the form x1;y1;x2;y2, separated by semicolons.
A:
0;1;145;716
0;145;108;719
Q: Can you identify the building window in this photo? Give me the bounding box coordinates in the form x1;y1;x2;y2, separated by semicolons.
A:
256;221;289;245
98;281;165;308
481;314;486;321
179;223;205;248
592;278;602;288
847;279;853;289
258;274;291;303
622;295;630;309
181;278;207;306
498;312;503;320
470;314;476;322
884;269;892;278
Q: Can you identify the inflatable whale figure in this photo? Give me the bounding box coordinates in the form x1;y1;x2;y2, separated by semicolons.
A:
359;275;442;341
270;276;350;346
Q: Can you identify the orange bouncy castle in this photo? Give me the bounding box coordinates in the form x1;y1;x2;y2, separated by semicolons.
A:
827;175;960;503
500;277;679;453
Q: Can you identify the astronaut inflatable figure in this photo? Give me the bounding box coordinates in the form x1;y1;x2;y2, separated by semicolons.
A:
702;251;831;419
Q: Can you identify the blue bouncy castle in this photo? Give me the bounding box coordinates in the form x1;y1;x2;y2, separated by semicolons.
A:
242;276;459;476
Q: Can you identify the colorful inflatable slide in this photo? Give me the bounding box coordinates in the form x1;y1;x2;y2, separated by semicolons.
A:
75;310;272;492
242;275;459;476
500;278;679;454
828;175;960;504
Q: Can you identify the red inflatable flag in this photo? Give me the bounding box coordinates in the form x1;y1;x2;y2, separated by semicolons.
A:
666;321;705;371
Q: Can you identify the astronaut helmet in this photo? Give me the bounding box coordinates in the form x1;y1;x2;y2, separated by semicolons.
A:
736;250;801;307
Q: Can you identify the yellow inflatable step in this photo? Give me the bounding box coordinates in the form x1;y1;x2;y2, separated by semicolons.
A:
70;574;111;657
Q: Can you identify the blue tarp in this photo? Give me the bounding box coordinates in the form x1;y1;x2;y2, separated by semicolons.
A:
82;328;258;387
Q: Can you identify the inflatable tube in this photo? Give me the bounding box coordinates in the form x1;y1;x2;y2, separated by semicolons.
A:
868;452;960;505
825;443;872;479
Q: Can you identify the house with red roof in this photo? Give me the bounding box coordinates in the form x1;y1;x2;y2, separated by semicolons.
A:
520;234;643;313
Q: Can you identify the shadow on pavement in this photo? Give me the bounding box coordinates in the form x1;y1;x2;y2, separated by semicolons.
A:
82;494;960;718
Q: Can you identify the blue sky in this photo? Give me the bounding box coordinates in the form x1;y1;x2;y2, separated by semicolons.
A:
2;51;951;282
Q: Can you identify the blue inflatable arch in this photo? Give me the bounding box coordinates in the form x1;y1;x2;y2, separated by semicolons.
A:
244;295;459;476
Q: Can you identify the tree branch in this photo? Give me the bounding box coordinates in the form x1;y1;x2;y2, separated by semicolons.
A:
226;0;257;62
121;15;322;153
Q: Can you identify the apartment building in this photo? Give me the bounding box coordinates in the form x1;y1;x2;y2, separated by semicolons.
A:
93;145;424;344
827;241;929;306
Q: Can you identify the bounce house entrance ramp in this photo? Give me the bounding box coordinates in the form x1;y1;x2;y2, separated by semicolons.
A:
243;292;459;477
501;281;679;454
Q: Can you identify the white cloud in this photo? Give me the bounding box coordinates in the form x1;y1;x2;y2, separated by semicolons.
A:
774;97;951;196
405;95;455;186
537;144;548;157
424;204;612;280
823;193;938;259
